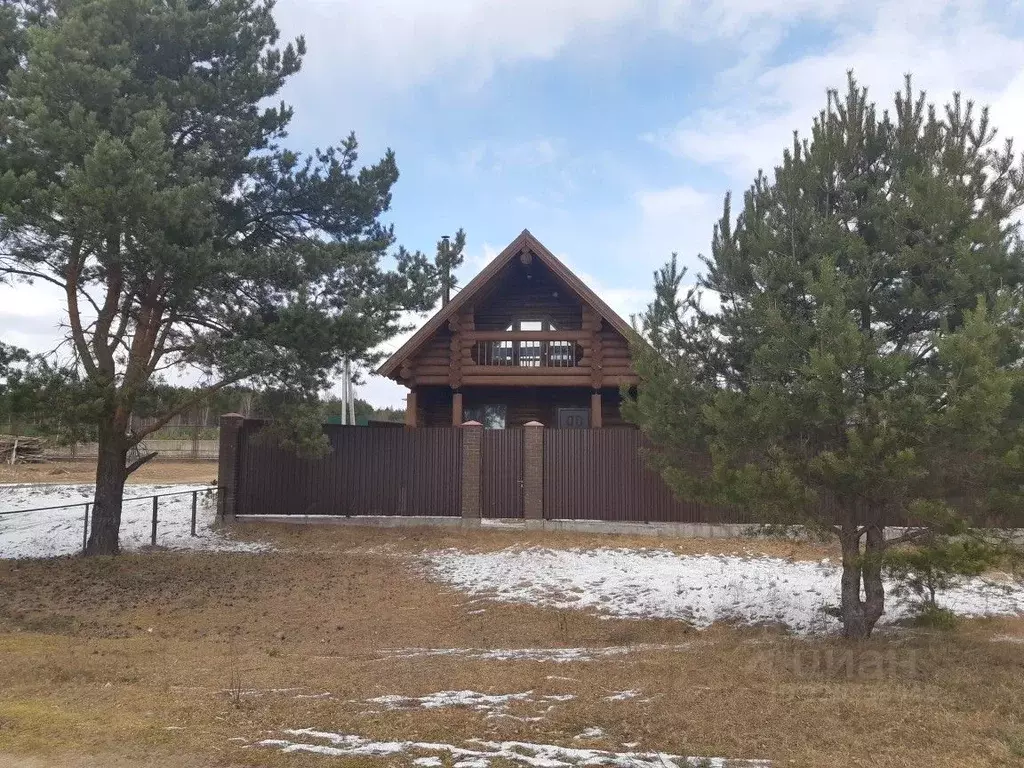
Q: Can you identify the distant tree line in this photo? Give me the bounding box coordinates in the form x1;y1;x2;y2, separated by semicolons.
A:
0;345;401;437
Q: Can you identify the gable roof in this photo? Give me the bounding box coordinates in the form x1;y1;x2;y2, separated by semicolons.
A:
376;229;635;379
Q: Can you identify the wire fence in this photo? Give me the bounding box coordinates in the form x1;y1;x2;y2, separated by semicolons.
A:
0;486;223;554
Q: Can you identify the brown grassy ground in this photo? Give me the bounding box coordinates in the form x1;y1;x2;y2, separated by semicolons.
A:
0;524;1022;767
0;460;218;486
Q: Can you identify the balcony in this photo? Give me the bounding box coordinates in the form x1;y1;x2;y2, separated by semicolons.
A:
469;331;585;368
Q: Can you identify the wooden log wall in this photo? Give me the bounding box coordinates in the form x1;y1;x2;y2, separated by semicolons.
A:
583;307;603;389
473;259;583;332
598;326;633;381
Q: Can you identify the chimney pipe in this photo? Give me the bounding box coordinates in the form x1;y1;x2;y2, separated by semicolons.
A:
441;234;451;307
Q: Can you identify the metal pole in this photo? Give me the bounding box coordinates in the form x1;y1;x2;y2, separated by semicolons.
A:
82;503;90;554
191;491;197;537
151;496;158;547
342;358;354;425
347;359;354;425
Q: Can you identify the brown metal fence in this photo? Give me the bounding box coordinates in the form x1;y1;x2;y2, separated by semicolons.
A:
235;423;461;517
482;429;524;518
543;428;746;523
227;420;1022;526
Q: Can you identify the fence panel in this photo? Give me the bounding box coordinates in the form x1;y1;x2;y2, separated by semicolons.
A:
543;428;746;523
235;423;461;517
481;429;524;518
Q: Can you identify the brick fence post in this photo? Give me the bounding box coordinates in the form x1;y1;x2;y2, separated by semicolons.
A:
217;413;245;521
460;421;483;521
523;421;544;521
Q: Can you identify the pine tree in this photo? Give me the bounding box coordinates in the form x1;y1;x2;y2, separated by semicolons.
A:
0;0;447;554
625;74;1024;639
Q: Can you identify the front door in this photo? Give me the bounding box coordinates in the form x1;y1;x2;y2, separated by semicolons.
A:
557;408;590;429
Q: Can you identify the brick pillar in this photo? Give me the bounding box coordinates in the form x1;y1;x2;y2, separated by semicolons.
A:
523;421;544;520
217;413;245;520
460;420;483;520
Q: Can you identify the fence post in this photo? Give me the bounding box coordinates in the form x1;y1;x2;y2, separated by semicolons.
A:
190;491;198;537
82;503;90;554
217;413;245;521
523;421;545;522
149;499;157;548
460;421;483;522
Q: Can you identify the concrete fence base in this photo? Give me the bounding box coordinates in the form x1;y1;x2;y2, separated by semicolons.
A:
230;514;1024;541
233;514;759;539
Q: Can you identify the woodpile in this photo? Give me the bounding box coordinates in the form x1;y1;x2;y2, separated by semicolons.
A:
0;435;48;464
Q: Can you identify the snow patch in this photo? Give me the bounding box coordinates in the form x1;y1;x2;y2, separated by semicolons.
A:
379;643;688;663
0;483;266;559
605;690;643;701
423;547;1024;634
363;689;575;719
991;634;1024;644
252;728;772;767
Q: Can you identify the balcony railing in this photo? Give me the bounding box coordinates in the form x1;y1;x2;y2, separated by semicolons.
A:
472;338;583;368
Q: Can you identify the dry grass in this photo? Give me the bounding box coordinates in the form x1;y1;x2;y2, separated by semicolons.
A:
0;461;218;486
237;519;842;561
0;524;1022;767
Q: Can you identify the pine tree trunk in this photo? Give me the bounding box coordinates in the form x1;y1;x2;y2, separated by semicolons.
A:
839;521;886;639
861;524;886;632
839;526;869;639
85;423;128;556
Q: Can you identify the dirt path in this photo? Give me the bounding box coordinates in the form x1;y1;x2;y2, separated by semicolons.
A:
0;460;217;486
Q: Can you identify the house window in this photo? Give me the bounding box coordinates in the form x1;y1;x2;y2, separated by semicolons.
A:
506;319;556;331
506;319;551;367
465;404;507;429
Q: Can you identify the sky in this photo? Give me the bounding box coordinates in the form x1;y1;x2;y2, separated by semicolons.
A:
3;0;1024;407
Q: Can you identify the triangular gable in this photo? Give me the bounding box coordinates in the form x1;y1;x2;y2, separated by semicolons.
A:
377;230;635;379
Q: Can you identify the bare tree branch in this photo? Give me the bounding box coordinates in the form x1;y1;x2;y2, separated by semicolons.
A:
0;266;68;290
125;451;158;476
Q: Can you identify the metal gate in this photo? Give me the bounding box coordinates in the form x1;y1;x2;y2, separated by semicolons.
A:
481;429;524;518
543;428;732;522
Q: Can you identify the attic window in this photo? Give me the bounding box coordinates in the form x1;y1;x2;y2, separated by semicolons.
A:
506;319;556;332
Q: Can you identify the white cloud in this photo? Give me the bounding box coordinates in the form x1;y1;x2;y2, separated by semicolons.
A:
636;185;709;220
651;0;1024;182
631;184;721;273
276;0;873;96
458;138;561;174
0;279;71;355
